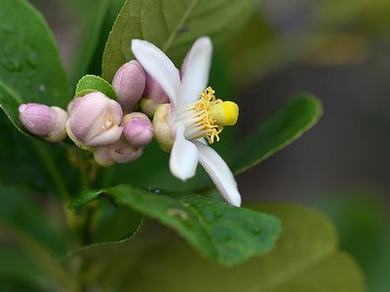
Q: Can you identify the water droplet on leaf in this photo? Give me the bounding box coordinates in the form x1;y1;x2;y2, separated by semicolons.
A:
214;210;222;218
166;208;188;220
38;84;46;92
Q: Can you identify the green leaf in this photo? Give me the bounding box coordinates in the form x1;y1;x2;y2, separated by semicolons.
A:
0;0;70;133
88;203;364;291
71;185;281;266
0;225;76;290
0;248;48;287
75;75;116;99
0;184;67;256
102;0;256;81
232;95;323;174
319;194;390;292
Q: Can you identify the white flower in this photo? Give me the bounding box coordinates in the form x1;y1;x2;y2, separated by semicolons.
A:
132;37;241;207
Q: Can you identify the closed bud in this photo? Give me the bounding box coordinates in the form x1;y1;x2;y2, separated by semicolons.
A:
140;74;170;117
153;104;175;151
139;98;163;117
144;74;169;104
19;103;68;143
122;112;153;147
112;60;145;112
66;92;123;149
93;140;143;166
93;147;114;167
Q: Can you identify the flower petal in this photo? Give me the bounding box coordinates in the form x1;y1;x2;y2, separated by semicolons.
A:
87;126;123;147
194;141;241;207
170;125;199;181
131;39;181;107
180;37;213;106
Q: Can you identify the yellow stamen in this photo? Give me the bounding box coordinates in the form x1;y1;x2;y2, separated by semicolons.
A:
192;87;239;144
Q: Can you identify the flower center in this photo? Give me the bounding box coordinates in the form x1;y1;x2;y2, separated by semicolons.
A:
175;87;239;144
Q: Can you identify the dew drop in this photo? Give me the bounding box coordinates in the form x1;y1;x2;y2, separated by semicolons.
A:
166;208;188;220
38;84;46;92
214;210;222;219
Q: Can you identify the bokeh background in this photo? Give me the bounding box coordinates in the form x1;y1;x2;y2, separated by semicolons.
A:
29;0;390;291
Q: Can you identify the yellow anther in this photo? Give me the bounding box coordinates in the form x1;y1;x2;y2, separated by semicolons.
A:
190;87;239;144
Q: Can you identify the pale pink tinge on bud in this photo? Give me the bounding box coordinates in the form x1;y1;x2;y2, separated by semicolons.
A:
93;140;143;166
93;147;115;167
19;103;68;142
122;112;153;147
47;107;69;142
66;92;123;149
140;75;170;117
144;74;170;103
112;60;146;112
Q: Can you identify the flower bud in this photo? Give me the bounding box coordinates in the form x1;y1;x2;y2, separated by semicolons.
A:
93;140;143;166
93;147;114;167
153;104;174;151
112;60;145;112
140;75;170;117
66;92;123;149
144;74;170;104
139;98;163;117
19;103;68;142
122;112;153;147
48;107;69;142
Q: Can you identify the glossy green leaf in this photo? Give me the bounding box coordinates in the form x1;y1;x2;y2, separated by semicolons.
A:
0;115;49;189
232;95;323;174
85;203;364;291
75;75;116;98
0;115;77;195
71;185;281;265
102;0;256;81
0;0;70;133
90;200;143;244
0;184;67;255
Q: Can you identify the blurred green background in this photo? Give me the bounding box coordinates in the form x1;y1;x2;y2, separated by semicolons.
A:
11;0;390;291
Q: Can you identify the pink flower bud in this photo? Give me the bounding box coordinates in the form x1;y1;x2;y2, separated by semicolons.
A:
112;60;145;112
93;147;114;167
144;74;170;104
47;107;69;142
93;140;143;166
122;112;153;147
66;92;123;149
19;103;68;142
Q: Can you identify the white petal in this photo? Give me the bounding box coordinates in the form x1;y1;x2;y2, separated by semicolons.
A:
170;125;199;181
194;141;241;207
180;37;213;106
131;39;181;107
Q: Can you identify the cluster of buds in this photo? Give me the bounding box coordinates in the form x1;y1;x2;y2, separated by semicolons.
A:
19;60;166;167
